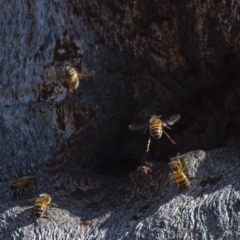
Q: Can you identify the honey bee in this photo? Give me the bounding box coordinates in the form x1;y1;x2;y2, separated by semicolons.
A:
43;64;96;93
32;193;58;224
65;65;96;93
129;114;181;152
65;65;79;92
10;176;37;199
170;157;190;190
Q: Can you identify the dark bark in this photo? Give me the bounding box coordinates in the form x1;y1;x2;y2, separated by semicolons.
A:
0;0;240;239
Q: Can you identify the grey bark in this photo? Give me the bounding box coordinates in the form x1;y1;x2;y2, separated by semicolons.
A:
2;148;240;239
0;0;240;239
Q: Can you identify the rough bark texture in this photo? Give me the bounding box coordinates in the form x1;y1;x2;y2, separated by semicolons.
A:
1;0;240;239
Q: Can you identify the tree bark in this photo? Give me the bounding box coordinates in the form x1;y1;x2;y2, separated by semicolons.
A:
0;0;240;239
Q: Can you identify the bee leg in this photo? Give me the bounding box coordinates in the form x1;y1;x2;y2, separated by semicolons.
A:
186;173;195;181
51;202;58;207
146;136;151;152
163;130;176;144
164;125;171;130
43;215;53;223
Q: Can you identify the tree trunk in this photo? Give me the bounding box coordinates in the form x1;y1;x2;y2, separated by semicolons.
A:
1;0;240;239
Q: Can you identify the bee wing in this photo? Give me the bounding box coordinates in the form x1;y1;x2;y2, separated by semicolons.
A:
44;68;66;84
0;168;22;183
128;122;149;132
162;114;181;126
45;68;65;78
77;69;96;79
181;154;196;178
28;197;37;203
55;69;66;79
44;67;56;75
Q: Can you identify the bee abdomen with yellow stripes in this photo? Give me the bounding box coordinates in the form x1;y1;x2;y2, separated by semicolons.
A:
33;203;47;218
174;172;190;189
170;158;190;190
150;124;162;139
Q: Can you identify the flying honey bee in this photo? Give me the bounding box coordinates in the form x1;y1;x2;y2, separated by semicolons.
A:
31;193;58;224
169;157;190;190
10;176;37;199
129;114;181;152
44;64;96;93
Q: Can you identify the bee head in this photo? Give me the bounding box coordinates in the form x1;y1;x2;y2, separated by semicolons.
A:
65;65;75;77
39;193;49;199
170;158;182;171
39;193;52;204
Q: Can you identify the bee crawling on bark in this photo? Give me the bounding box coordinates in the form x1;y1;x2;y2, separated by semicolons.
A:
170;157;191;190
129;114;181;152
43;64;96;93
31;193;58;225
65;65;96;93
10;176;37;199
